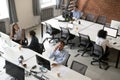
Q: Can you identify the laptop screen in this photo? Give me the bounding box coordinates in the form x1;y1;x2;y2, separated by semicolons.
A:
103;27;118;38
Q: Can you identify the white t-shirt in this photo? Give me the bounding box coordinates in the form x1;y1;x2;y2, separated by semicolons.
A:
95;37;111;52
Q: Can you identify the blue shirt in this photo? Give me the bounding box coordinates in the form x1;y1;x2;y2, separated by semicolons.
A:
72;10;81;19
49;49;68;65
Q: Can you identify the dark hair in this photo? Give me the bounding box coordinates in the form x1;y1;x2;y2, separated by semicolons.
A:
60;40;65;46
29;30;36;37
74;5;78;8
97;29;107;39
12;23;19;36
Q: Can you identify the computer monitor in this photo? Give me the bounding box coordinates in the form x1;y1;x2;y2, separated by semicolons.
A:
110;20;120;36
103;27;118;38
36;55;51;70
68;23;73;29
5;60;25;80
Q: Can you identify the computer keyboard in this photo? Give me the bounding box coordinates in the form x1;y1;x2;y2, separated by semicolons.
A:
33;75;45;80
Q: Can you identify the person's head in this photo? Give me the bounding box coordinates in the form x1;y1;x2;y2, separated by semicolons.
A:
58;40;65;51
28;30;36;37
12;23;19;35
97;29;107;39
73;5;78;11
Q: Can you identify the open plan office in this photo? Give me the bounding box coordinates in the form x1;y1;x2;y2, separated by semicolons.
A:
0;0;120;80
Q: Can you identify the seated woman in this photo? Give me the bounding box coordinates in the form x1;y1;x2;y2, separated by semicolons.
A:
96;29;112;60
10;23;23;44
19;30;40;53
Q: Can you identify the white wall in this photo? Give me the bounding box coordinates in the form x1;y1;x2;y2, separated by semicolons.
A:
15;0;40;29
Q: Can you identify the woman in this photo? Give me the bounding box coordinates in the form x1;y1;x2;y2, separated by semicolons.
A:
19;30;40;53
10;23;23;44
96;29;112;60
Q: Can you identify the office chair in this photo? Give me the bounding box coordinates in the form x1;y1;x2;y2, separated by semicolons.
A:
77;33;93;56
38;38;47;55
91;44;109;70
45;23;60;43
96;16;107;25
85;13;95;22
60;27;75;49
63;54;70;67
21;29;28;46
70;61;88;75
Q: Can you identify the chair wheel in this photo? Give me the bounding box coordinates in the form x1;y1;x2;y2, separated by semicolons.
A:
91;62;93;65
77;50;80;52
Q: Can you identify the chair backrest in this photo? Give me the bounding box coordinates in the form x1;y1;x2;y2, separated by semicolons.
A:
60;27;70;39
85;13;95;22
45;23;53;35
96;16;106;25
70;61;88;75
78;33;91;46
38;38;48;55
93;44;104;58
63;53;70;67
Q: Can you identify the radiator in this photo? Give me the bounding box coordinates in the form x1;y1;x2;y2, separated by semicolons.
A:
41;7;54;21
0;21;6;33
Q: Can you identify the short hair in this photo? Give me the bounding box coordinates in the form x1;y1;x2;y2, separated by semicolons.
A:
29;30;36;37
60;40;65;46
74;5;78;8
97;29;107;39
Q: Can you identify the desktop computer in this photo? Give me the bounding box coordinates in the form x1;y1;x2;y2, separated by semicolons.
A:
103;27;118;38
36;55;51;70
5;60;25;80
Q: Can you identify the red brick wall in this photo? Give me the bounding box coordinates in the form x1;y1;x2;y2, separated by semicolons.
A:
78;0;120;22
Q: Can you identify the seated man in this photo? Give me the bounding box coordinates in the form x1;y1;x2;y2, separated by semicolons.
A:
49;41;68;66
72;5;82;19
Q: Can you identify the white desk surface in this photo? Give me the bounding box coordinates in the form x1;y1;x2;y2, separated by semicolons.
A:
24;56;92;80
42;16;120;51
0;32;92;80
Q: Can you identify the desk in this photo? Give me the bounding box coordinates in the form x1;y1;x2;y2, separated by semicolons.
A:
0;32;92;80
42;16;120;68
24;55;92;80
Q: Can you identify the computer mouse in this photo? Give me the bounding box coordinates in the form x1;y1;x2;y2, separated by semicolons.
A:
113;42;117;44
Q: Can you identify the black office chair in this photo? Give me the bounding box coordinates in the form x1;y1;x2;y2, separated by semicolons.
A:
64;54;70;67
85;13;95;22
45;23;60;43
91;44;109;70
60;27;75;48
77;33;93;56
70;61;88;75
38;38;47;55
96;16;107;25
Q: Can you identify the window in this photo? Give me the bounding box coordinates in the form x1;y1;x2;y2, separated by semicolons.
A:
41;0;52;4
0;0;9;19
40;0;56;8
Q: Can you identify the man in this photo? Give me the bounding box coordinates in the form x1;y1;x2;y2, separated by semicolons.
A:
72;6;82;19
49;41;68;66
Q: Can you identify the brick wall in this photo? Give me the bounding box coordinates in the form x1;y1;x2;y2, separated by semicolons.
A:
78;0;120;22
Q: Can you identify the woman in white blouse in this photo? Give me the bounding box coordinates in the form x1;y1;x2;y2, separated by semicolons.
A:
96;29;112;60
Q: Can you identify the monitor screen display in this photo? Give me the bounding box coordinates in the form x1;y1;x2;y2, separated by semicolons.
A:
103;27;118;38
5;60;25;80
36;55;51;70
68;23;73;29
